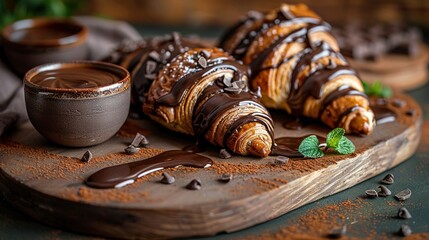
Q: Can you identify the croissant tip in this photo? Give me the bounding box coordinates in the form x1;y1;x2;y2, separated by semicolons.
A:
348;115;374;135
248;139;271;157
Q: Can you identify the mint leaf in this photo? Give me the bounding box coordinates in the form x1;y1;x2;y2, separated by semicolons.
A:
326;128;345;149
298;135;324;158
336;136;355;154
362;80;392;98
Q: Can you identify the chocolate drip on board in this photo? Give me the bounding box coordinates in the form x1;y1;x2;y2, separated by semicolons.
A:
85;150;213;189
271;135;326;158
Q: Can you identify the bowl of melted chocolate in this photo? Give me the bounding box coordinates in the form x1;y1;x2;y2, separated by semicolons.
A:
24;61;131;147
1;18;88;76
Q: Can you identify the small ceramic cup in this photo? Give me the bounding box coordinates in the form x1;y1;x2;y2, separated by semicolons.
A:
24;61;131;147
1;18;89;76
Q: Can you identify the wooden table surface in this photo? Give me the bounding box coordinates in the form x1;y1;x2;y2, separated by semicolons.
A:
1;27;429;240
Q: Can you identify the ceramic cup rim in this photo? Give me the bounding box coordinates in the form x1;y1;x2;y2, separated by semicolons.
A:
1;17;88;49
24;61;131;97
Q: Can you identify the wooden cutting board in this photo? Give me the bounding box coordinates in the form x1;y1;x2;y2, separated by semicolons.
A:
0;93;422;239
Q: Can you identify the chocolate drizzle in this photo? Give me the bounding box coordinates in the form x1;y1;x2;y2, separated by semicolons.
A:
372;106;397;125
153;52;274;154
85;150;213;189
221;5;369;125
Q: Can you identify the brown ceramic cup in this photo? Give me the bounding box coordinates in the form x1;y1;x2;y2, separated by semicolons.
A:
1;18;89;76
24;61;131;147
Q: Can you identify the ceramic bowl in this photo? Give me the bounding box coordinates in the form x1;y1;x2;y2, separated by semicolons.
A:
24;61;131;147
1;18;89;76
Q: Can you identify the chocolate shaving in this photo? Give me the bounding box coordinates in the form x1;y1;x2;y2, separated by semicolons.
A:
405;109;416;116
146;61;157;74
186;179;202;190
198;57;207;68
381;173;394;185
219;149;232;159
392;99;406;108
149;51;161;62
274;156;289;165
395;189;412;201
131;133;149;147
160;172;175;184
398;225;412;236
219;173;232;183
124;145;140;155
81;150;93;163
365;189;378;198
224;87;242;94
378;185;391;197
398;207;412;219
200;49;211;58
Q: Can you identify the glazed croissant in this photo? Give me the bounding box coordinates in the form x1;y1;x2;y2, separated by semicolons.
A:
219;4;375;135
143;47;274;157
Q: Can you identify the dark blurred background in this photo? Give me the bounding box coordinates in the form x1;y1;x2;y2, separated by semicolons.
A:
2;0;429;38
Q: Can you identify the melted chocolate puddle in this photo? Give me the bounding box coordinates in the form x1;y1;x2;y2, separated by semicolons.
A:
271;135;326;158
85;150;213;189
182;140;206;153
372;105;397;125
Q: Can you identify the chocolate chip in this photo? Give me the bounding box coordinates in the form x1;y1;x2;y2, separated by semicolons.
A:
376;98;388;105
146;60;157;74
392;98;406;108
328;225;347;239
149;51;161;62
398;225;412;236
186;179;201;190
81;150;93;163
395;188;412;201
131;133;149;147
162;51;171;62
198;57;207;68
398;207;412;219
232;80;247;89
171;32;181;44
124;145;140;155
144;73;156;80
274;156;289;165
365;189;378;198
219;149;232;159
160;172;175;184
222;76;232;87
168;44;175;52
219;174;232;183
406;109;416;116
381;173;394;185
200;49;211;58
378;185;392;197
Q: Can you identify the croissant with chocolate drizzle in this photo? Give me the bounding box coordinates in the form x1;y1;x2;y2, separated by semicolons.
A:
143;47;274;157
219;4;375;135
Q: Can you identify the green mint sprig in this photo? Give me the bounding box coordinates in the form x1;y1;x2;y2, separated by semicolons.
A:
362;80;392;98
298;128;355;158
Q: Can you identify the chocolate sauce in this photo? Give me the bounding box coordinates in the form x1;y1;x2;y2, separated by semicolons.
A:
85;150;213;189
372;106;397;125
182;140;206;153
9;22;82;43
271;135;326;158
282;116;303;130
31;66;121;89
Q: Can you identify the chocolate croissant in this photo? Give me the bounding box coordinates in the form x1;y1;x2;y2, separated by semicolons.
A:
219;4;375;135
143;47;274;157
104;33;203;111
